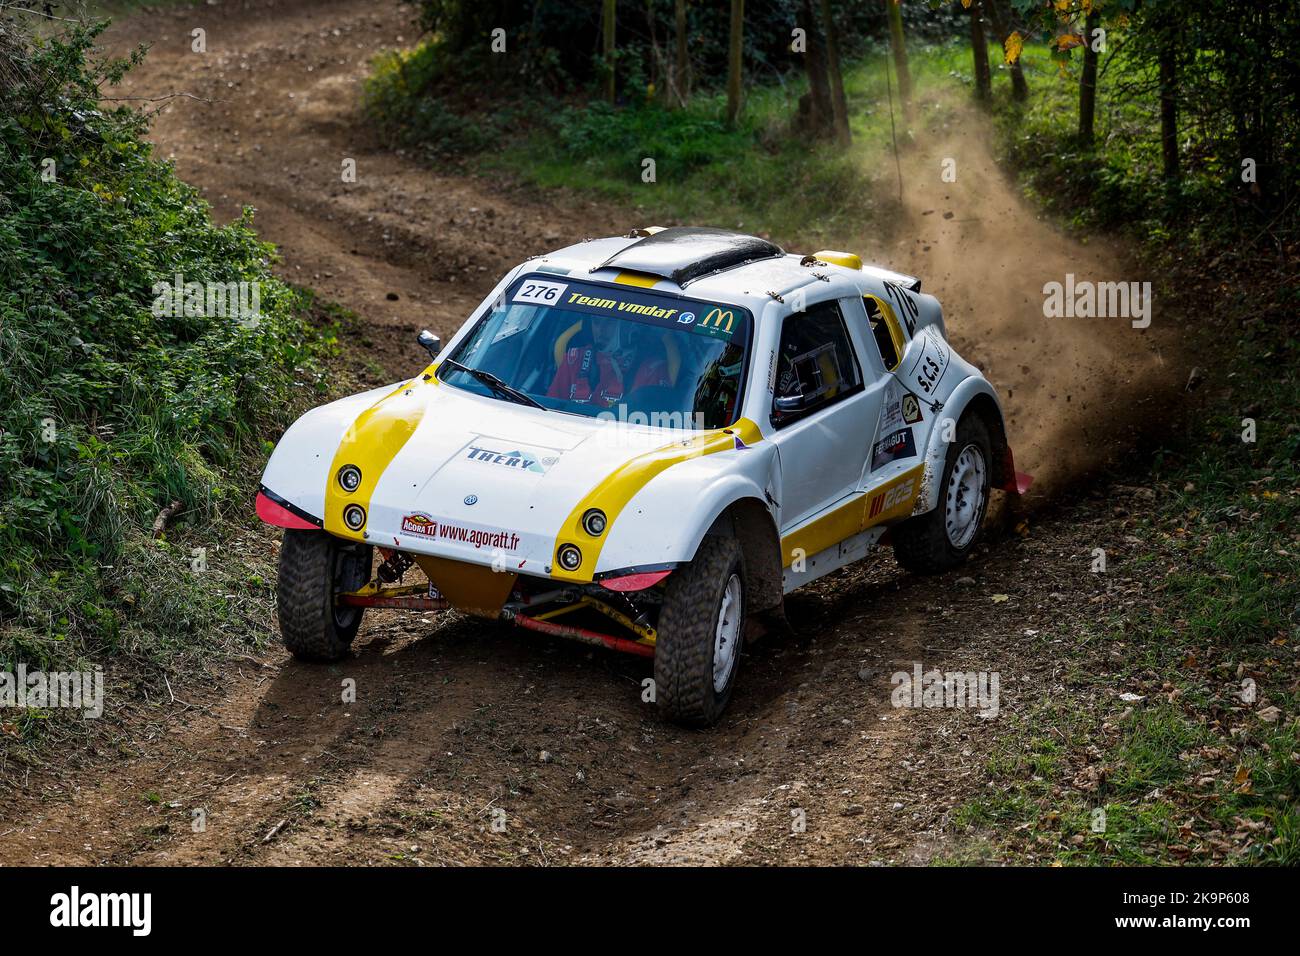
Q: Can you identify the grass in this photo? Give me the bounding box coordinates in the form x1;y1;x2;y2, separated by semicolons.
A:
948;320;1298;864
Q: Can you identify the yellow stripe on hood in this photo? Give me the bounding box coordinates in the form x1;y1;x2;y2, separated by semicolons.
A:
324;378;430;540
550;417;763;582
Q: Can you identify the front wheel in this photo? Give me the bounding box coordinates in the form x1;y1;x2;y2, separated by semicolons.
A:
892;415;992;574
276;530;372;661
654;535;746;727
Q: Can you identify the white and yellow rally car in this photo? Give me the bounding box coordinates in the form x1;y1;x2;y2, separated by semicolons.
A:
256;227;1031;725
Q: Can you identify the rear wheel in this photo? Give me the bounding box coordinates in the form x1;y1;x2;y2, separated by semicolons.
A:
276;530;372;661
892;415;992;574
654;535;745;727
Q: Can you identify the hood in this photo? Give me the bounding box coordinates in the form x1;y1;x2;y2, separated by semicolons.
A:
317;374;702;574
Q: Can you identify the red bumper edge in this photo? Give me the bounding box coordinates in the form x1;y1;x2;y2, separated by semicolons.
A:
1000;448;1034;495
256;489;321;529
600;569;673;592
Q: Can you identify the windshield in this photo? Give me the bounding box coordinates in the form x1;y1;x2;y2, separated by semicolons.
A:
437;275;751;430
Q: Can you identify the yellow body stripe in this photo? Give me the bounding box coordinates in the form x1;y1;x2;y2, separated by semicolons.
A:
551;418;764;582
323;379;430;540
781;464;924;568
613;270;661;288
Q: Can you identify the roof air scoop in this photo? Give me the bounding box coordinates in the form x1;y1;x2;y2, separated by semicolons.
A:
594;226;784;287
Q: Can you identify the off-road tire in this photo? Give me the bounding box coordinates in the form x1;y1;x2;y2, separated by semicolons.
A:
892;415;992;575
654;535;745;727
276;530;372;661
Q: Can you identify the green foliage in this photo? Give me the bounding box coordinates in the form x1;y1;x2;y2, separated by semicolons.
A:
992;42;1207;239
552;98;745;177
364;42;504;157
0;22;326;676
398;0;924;95
996;1;1299;243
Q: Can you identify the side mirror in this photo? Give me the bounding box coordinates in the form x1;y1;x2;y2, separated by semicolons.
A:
417;329;441;359
774;392;811;413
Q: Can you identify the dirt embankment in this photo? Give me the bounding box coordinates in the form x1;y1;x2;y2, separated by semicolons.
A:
0;0;1190;866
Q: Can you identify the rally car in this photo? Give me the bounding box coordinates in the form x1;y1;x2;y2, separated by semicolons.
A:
257;227;1031;726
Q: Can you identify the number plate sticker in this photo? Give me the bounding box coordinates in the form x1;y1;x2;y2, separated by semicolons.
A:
513;279;568;306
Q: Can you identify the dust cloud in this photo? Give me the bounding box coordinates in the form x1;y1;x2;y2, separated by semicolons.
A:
855;112;1180;496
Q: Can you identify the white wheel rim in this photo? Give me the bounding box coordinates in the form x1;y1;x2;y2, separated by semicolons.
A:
712;574;743;694
945;444;987;550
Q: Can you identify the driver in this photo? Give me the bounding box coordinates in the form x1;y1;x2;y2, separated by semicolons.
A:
547;316;670;408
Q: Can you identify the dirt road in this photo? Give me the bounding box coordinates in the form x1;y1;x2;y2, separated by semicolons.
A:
0;0;1188;865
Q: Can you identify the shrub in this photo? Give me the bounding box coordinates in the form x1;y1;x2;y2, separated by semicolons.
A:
0;21;328;676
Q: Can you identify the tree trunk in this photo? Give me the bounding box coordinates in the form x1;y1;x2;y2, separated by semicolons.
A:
1158;29;1179;181
603;0;616;103
1078;9;1100;144
885;0;912;114
819;0;851;145
727;0;744;126
797;0;833;138
673;0;689;107
985;0;1027;101
647;1;660;103
970;0;991;104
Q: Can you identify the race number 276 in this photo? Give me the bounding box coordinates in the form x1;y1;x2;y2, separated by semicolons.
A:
514;280;568;306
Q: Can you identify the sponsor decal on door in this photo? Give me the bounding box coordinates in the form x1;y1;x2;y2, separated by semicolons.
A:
871;427;917;471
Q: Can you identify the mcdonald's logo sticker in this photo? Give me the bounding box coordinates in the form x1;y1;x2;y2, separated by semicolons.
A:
700;307;735;333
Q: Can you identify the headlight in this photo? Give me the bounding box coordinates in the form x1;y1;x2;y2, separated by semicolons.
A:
337;464;362;493
581;508;607;536
342;504;366;531
557;544;582;572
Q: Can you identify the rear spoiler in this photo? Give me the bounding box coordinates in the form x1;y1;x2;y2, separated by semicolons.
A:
860;264;922;293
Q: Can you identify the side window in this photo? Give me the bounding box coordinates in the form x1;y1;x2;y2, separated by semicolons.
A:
771;300;863;428
864;295;904;371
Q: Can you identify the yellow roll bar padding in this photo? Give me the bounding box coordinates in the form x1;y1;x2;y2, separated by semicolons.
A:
864;294;907;371
554;320;583;369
